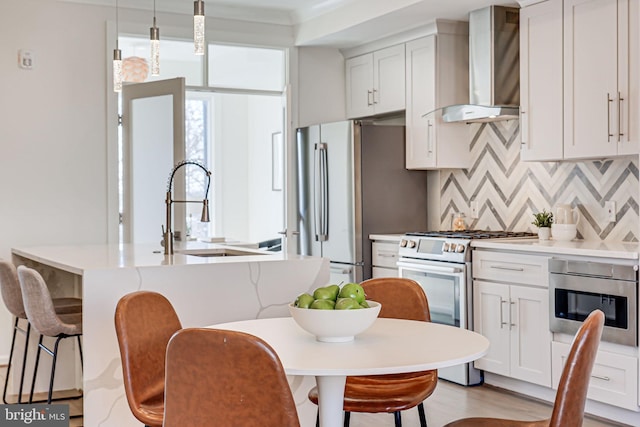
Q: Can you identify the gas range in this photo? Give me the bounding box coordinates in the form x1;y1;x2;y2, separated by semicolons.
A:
399;230;537;263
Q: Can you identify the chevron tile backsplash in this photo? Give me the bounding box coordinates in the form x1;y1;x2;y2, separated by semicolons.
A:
439;121;639;241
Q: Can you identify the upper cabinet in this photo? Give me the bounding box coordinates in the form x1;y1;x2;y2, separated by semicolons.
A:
405;28;470;169
520;0;638;161
520;0;564;161
345;45;406;118
564;0;632;159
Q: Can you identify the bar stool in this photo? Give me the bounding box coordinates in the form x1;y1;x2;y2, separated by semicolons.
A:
16;265;83;405
0;260;82;404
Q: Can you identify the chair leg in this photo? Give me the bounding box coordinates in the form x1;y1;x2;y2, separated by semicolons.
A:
76;336;83;369
47;336;64;404
344;411;351;427
315;410;319;427
418;402;427;427
28;335;44;404
394;411;402;427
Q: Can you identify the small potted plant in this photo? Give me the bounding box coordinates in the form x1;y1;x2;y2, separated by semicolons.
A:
532;209;554;240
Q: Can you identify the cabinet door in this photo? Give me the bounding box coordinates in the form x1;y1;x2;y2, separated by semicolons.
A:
510;286;552;387
373;44;406;114
346;54;374;118
520;0;563;161
564;0;619;159
405;36;437;169
473;280;510;376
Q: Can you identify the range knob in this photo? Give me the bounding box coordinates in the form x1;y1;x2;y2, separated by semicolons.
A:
442;242;450;252
400;239;408;248
407;240;417;249
455;244;465;253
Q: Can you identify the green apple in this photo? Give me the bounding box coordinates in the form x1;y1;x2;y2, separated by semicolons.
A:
310;299;336;310
313;284;340;301
294;293;314;309
338;283;366;304
335;297;362;310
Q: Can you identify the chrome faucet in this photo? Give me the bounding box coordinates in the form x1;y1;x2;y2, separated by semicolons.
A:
163;160;212;255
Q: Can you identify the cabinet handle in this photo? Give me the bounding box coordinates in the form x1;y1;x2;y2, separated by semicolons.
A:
591;374;611;381
427;121;434;155
372;89;378;104
618;92;624;141
500;299;508;329
509;301;516;330
520;110;527;146
607;93;614;142
378;253;397;258
490;265;524;272
367;90;373;106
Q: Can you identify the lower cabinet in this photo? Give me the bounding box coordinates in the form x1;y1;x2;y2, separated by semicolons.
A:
371;240;400;278
474;280;552;387
552;341;639;411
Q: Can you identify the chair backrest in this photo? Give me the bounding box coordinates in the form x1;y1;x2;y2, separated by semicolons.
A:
16;266;61;336
114;291;182;425
0;260;26;319
163;328;300;427
360;277;430;322
549;309;605;427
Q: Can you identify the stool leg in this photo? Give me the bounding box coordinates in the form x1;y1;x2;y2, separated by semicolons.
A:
394;411;402;427
2;318;19;404
29;335;44;404
47;336;64;404
77;336;83;369
16;322;33;404
344;411;351;427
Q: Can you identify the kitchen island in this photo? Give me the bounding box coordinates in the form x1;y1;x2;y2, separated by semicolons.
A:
11;242;329;427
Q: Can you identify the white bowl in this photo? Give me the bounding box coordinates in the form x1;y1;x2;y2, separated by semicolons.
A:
288;301;381;342
552;223;577;241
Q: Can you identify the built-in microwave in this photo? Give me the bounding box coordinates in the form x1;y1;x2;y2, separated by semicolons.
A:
549;259;638;346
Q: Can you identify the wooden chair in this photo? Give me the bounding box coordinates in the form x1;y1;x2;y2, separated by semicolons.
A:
443;309;605;427
163;328;300;427
16;266;83;405
114;291;182;427
308;277;438;427
1;260;81;404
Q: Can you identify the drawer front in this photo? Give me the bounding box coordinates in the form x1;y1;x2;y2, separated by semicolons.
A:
372;266;399;278
552;341;639;411
372;242;399;269
473;250;550;287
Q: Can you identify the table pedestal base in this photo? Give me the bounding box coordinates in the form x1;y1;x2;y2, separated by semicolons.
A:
315;375;346;427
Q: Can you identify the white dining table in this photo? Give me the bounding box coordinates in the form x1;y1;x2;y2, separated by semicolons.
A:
209;317;490;427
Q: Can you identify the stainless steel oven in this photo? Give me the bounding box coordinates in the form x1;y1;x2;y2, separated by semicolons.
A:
549;259;638;346
397;230;536;386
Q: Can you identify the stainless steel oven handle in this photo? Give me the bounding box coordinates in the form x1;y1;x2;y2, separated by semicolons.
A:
397;260;463;275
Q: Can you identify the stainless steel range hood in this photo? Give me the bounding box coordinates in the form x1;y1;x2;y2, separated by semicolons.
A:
442;5;520;123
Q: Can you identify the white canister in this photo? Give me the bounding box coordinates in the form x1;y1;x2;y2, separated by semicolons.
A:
555;204;580;225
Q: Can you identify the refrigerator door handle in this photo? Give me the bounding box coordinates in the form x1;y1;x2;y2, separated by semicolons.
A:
315;142;329;241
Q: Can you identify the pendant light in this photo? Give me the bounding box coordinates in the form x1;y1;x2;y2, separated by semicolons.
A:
113;0;123;92
193;0;205;55
150;0;160;76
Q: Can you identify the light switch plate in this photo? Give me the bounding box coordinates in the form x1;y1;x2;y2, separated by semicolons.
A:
605;201;616;222
18;49;33;69
470;201;479;219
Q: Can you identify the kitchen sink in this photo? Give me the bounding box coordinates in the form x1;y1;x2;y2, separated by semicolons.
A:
177;248;268;257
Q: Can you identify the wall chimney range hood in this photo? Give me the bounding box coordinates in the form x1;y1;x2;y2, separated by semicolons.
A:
441;5;520;123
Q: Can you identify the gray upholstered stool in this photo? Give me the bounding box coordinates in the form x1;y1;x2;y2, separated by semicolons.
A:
0;260;81;404
16;265;83;405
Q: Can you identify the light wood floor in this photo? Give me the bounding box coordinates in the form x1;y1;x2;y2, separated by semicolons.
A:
0;366;630;427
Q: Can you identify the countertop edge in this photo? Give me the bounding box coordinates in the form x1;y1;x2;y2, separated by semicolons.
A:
471;240;640;260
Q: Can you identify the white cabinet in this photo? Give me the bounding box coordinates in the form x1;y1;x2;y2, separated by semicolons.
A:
520;0;638;161
520;0;564;161
564;0;632;159
472;250;552;387
552;341;639;410
371;240;400;278
345;45;405;118
405;33;470;169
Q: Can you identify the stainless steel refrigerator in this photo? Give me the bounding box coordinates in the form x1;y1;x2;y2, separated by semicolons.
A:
295;120;429;284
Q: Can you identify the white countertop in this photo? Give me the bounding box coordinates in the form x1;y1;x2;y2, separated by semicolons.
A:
11;242;307;275
369;233;404;242
472;239;640;260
